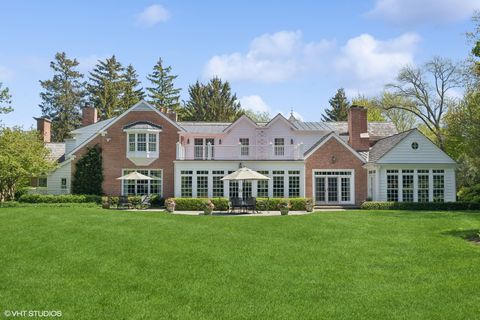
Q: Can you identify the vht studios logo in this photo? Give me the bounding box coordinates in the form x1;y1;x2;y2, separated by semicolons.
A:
3;310;62;318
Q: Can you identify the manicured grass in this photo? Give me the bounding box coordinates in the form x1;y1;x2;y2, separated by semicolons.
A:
1;208;480;319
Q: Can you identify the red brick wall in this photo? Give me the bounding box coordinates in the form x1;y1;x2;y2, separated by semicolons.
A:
348;106;369;151
72;111;179;197
305;137;367;205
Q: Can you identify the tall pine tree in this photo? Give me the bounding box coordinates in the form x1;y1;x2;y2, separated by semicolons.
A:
146;58;181;112
119;64;145;112
322;88;350;121
0;82;12;116
39;52;86;142
182;77;243;122
87;55;125;120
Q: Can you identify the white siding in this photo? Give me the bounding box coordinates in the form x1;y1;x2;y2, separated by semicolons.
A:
47;161;71;194
378;130;455;164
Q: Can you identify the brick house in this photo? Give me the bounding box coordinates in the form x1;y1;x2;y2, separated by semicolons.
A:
35;101;457;205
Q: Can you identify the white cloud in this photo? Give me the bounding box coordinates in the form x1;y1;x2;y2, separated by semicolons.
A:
368;0;480;25
334;33;420;93
204;30;420;94
239;95;271;113
204;30;334;83
0;66;13;81
135;4;170;27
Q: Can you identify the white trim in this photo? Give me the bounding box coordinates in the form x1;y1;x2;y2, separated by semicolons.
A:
222;114;258;133
120;168;163;196
67;100;184;157
304;132;365;162
264;113;295;129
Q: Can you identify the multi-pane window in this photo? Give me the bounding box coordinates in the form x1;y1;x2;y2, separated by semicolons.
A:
212;171;224;198
197;171;209;198
128;134;135;152
273;171;285;197
137;133;146;151
122;169;162;196
240;138;249;156
194;138;204;160
181;170;193;198
257;170;269;197
243;181;252;199
402;170;414;202
38;177;47;188
148;134;157;152
433;170;444;203
288;170;300;197
341;177;350;202
274;138;285;156
228;171;239;198
417;170;429;202
61;178;67;190
387;170;399;202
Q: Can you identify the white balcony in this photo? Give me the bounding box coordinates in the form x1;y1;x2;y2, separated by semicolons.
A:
176;142;304;160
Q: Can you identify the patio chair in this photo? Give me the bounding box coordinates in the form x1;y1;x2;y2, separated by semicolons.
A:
245;197;257;213
230;197;242;213
118;196;133;209
140;194;152;209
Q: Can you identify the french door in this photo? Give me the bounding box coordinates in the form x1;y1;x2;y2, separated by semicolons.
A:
314;170;354;205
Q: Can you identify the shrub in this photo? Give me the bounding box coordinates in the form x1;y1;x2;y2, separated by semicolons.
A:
361;201;480;211
150;195;165;207
458;184;480;203
255;198;309;211
18;194;102;204
128;196;142;209
0;201;99;208
172;198;229;211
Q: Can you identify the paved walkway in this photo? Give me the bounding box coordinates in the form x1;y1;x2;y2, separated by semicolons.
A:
132;209;346;216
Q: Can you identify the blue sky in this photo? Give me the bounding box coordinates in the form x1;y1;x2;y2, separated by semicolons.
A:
0;0;479;127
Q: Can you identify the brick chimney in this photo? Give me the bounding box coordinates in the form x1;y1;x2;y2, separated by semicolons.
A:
166;110;177;122
34;117;52;143
82;106;97;126
348;105;369;151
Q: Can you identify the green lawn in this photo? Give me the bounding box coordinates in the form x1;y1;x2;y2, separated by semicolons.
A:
1;208;480;320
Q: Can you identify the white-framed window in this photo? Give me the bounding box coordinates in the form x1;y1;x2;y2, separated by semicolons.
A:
257;170;269;198
38;177;47;188
196;170;209;198
127;132;158;153
180;170;193;197
417;169;429;202
122;169;163;196
240;138;249;156
274;138;285;156
288;170;300;198
386;169;399;202
402;170;414;202
61;178;67;190
212;170;224;198
242;181;252;199
433;170;445;203
273;170;285;197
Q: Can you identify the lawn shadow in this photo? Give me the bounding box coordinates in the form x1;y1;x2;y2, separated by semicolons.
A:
442;229;480;244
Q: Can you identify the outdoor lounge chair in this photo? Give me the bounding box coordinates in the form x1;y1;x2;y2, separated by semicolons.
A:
118;196;133;209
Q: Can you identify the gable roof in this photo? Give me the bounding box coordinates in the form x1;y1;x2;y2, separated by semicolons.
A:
67;101;183;156
45;143;66;163
177;122;230;134
222;114;258;133
367;129;416;163
123;121;163;130
264;113;295;129
303;132;366;162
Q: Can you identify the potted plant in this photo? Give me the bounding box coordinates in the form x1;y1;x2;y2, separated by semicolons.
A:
203;199;215;215
165;198;176;213
305;198;314;212
278;200;291;215
102;196;110;209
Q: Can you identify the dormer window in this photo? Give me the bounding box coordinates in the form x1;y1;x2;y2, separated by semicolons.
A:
123;121;162;166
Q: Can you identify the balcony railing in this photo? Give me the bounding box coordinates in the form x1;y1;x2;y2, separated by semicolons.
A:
176;142;305;160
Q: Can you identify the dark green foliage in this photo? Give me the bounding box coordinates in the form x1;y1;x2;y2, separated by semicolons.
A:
322;88;350;121
0;82;12;116
255;198;309;211
72;145;103;195
119;65;145;112
18;194;102;204
182;77;244;121
150;195;165;207
39;52;86;141
458;184;480;203
172;198;229;211
361;201;480;211
0;202;99;208
146;58;181;112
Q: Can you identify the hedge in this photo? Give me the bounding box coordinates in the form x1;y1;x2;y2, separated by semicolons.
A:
172;198;229;211
0;201;100;208
457;184;480;203
256;198;310;211
361;201;480;211
18;194;102;204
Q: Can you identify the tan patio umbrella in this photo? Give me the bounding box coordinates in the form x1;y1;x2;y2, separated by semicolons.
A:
116;171;154;180
221;167;269;199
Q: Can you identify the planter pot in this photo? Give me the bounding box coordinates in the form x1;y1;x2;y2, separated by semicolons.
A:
102;202;110;209
166;205;175;213
305;204;314;212
203;209;213;215
280;209;289;215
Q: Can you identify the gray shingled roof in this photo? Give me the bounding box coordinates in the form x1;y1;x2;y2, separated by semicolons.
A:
291;121;332;131
45;143;66;163
177;122;230;133
325;122;398;137
368;129;414;163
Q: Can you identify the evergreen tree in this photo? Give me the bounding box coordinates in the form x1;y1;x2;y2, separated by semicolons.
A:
322;88;350;121
182;77;243;122
87;55;125;120
146;58;181;112
119;64;145;111
39;52;86;142
72;145;103;195
0;82;12;116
